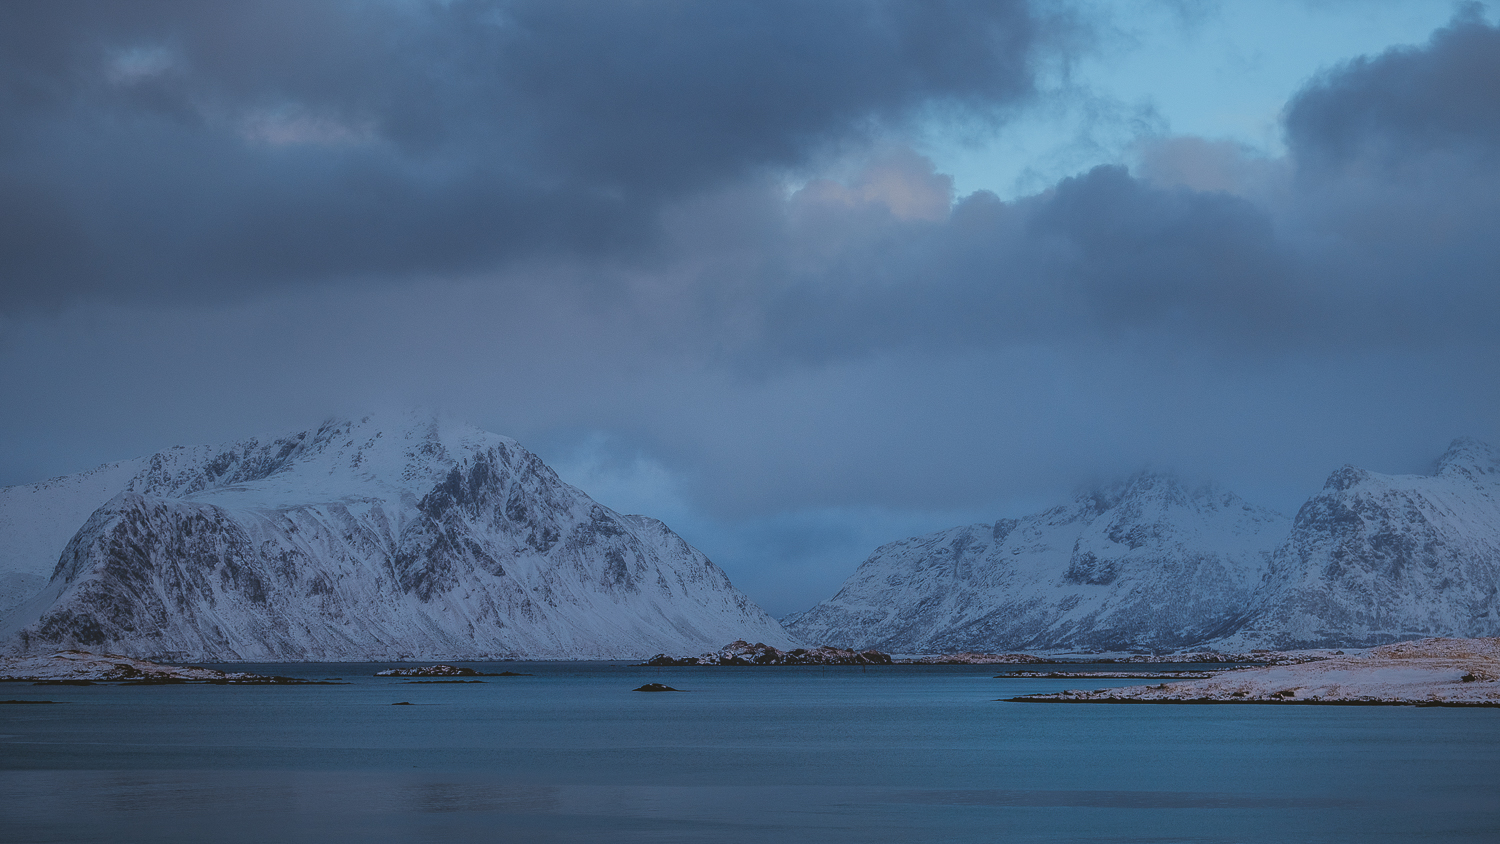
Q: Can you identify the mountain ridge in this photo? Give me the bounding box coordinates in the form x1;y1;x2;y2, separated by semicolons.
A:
787;439;1500;653
785;472;1287;653
0;412;793;660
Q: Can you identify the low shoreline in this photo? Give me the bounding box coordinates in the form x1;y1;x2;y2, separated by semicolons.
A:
1004;637;1500;707
1005;696;1500;707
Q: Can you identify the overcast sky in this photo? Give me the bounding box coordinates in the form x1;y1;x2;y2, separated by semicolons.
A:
2;0;1497;616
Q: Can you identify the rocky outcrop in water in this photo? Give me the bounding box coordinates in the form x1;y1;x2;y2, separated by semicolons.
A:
643;639;892;666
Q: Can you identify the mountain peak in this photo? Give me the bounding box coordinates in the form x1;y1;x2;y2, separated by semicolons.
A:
1077;471;1182;513
1;412;790;659
1435;437;1498;483
1079;471;1255;519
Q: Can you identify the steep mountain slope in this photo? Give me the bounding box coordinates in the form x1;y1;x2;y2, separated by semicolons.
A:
0;412;791;660
1223;439;1500;649
785;474;1287;653
0;458;148;623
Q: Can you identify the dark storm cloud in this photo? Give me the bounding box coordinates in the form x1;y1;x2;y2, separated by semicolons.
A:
0;0;1044;309
1284;4;1500;169
708;9;1500;370
4;6;1500;615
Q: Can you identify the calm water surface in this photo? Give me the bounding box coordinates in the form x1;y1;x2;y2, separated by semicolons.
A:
2;662;1498;843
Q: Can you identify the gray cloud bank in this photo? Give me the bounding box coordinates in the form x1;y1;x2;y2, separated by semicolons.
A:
0;0;1042;307
2;3;1498;614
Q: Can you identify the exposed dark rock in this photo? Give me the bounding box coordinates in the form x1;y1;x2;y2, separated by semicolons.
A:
633;683;682;692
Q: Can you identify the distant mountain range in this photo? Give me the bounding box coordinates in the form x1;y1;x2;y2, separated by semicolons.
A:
4;415;1495;660
787;439;1500;653
0;412;792;660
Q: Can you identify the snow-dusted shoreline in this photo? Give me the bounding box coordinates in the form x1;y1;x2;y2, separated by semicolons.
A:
1006;637;1500;706
0;650;330;683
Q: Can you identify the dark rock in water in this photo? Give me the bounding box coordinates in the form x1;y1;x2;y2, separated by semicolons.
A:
376;664;496;677
401;680;485;684
642;639;893;667
2;699;58;704
391;701;413;705
634;683;682;692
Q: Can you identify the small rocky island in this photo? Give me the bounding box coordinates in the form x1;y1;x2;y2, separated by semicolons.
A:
1006;638;1500;706
642;640;894;666
0;650;336;684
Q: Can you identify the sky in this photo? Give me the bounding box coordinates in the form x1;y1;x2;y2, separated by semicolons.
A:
1;0;1497;617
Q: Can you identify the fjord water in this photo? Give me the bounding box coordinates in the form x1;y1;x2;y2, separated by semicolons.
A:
3;664;1498;843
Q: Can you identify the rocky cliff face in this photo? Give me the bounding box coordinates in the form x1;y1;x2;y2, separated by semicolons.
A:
1223;439;1500;649
785;474;1287;653
0;413;791;660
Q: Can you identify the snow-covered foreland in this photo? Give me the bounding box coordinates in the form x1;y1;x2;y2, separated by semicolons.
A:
0;649;310;683
1008;637;1500;705
787;440;1500;653
0;412;792;661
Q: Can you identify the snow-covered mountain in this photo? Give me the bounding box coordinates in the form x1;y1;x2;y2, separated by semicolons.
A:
789;440;1500;653
1223;438;1500;649
0;412;792;660
784;474;1288;653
